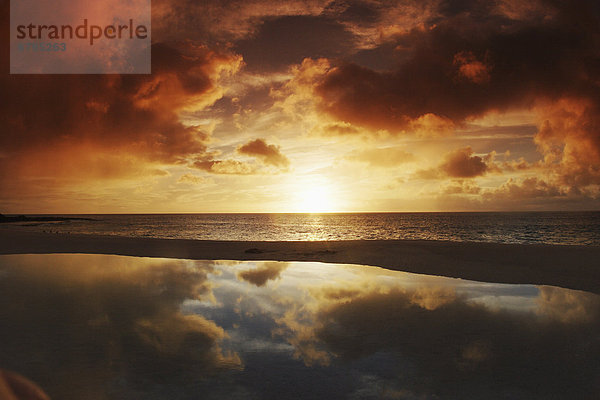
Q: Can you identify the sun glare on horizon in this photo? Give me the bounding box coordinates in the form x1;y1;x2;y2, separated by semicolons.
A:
293;186;337;213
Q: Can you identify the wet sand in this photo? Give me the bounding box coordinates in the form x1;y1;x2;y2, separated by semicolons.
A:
0;229;598;294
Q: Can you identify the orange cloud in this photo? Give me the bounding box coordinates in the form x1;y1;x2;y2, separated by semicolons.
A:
442;180;482;195
189;138;290;175
177;173;208;185
484;177;563;199
313;122;361;136
3;0;600;211
192;159;256;175
417;147;494;179
237;138;290;168
441;147;489;178
534;99;600;189
453;51;491;84
0;38;242;207
308;0;600;151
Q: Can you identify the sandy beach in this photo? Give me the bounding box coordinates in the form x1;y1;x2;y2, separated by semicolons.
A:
0;229;598;294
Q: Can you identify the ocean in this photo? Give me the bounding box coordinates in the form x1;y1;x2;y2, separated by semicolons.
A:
4;211;600;245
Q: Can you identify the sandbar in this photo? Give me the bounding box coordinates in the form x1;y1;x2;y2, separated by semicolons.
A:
0;229;598;294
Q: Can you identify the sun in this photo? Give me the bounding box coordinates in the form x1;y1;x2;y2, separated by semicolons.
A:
294;186;336;213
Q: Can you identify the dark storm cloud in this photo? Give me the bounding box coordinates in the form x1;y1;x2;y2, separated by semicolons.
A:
315;21;589;131
154;0;442;71
310;0;600;190
1;41;230;157
235;15;356;72
310;1;598;112
0;0;243;191
152;0;331;43
0;19;241;185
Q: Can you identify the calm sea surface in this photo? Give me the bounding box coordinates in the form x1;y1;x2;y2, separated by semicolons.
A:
4;212;600;245
1;254;598;399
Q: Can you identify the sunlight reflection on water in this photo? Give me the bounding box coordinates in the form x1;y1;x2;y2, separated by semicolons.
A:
3;211;600;244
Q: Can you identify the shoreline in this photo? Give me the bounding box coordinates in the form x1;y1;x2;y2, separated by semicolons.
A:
0;230;598;294
0;215;95;223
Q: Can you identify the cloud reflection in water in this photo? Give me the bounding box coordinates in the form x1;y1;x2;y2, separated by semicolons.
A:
0;254;597;399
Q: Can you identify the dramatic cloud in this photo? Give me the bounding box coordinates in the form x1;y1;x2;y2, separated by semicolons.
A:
190;138;290;175
2;0;600;211
534;98;600;189
154;0;438;66
153;0;331;42
440;147;491;178
417;147;494;179
321;0;441;51
234;15;356;72
0;35;242;192
453;51;491;84
237;138;290;168
305;0;600;193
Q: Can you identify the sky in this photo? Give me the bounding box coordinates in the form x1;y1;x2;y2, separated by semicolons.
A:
1;0;600;213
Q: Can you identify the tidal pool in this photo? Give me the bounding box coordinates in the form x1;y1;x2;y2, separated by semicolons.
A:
0;254;598;399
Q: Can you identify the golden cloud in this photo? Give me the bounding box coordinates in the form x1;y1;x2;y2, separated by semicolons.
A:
237;138;290;168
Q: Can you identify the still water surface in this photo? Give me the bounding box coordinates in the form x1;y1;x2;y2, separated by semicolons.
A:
0;254;598;399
